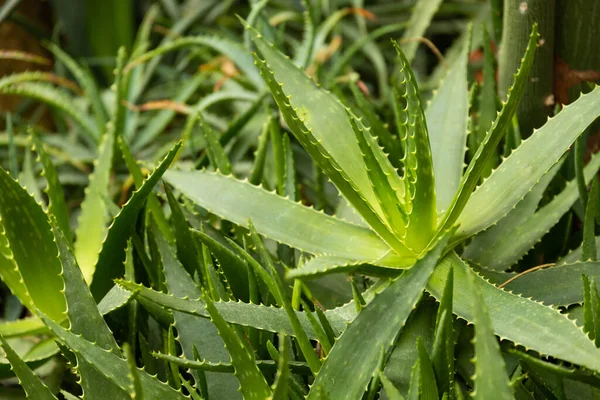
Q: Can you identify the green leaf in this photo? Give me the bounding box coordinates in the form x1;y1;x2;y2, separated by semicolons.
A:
0;317;48;338
431;266;454;396
198;113;232;174
465;152;600;270
428;253;600;372
349;83;402;169
0;337;57;400
118;136;173;243
584;180;600;261
380;372;405;400
249;116;271;185
164;170;394;261
38;313;185;399
0;82;99;142
440;25;539;236
90;141;182;300
477;261;600;307
203;290;273;399
425;31;470;213
582;275;600;347
43;41;108;131
475;25;499;180
350;113;408;239
391;42;437;250
269;335;290;400
31;133;72;241
0;167;65;321
245;19;414;257
165;185;199;276
468;270;513;400
193;229;249;301
457;78;600;240
157;224;240;399
248;222;322;374
306;231;450;399
293;0;316;68
416;337;438;400
400;0;444;62
115;280;349;339
74;50;126;284
97;285;133;316
51;221;129;400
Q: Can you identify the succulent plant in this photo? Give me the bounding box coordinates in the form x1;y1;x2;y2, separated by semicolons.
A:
1;1;600;399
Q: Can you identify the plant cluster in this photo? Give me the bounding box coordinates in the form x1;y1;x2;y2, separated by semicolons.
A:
0;1;599;399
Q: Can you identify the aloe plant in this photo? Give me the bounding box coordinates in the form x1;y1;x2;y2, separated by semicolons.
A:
1;1;600;399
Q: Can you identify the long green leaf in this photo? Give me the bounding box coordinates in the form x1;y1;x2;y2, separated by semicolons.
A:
203;291;273;399
90;141;181;300
74;50;126;283
392;42;436;250
115;280;349;339
457;80;600;239
440;25;539;236
0;82;99;142
164;170;393;261
31;133;72;241
157;225;240;399
52;223;128;400
427;253;600;372
0;167;65;321
0;337;57;400
38;313;185;399
465;152;600;270
425;32;470;213
469;272;513;400
307;232;450;399
245;19;413;255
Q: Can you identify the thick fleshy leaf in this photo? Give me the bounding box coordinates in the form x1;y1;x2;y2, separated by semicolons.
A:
465;152;600;270
38;313;185;399
115;280;349;339
74;50;126;284
89;141;181;300
52;223;129;400
203;291;273;399
392;42;437;250
427;253;600;372
457;85;600;238
164;170;393;261
439;25;539;236
0;337;57;400
156;226;240;399
431;266;455;396
469;272;513;400
0;167;65;321
426;33;470;213
245;19;414;257
306;232;450;399
31;133;72;241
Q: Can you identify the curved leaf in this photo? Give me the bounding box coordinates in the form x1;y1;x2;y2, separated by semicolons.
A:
427;254;600;372
164;170;392;261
